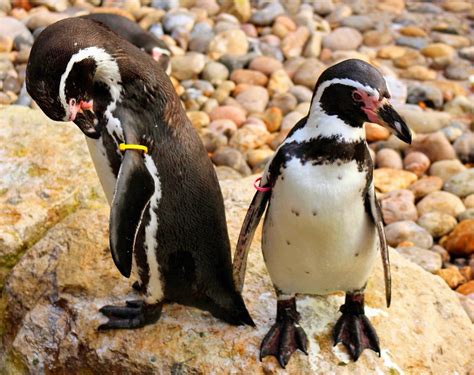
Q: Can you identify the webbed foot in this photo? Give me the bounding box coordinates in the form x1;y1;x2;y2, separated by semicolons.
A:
260;298;308;368
333;293;380;360
98;300;163;330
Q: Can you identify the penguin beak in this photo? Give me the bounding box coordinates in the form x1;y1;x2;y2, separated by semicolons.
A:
362;97;412;144
67;98;94;122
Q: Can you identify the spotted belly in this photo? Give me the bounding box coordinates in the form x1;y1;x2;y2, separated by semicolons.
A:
262;158;378;295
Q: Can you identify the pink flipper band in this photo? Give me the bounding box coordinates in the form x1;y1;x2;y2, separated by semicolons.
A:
254;177;271;192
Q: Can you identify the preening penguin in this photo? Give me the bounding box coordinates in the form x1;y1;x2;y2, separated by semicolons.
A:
234;59;412;367
26;18;253;329
80;13;171;74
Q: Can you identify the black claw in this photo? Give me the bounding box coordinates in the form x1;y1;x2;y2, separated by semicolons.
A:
333;293;380;361
98;300;163;330
260;298;308;368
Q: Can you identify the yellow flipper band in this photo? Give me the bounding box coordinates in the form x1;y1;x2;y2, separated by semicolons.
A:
119;143;148;154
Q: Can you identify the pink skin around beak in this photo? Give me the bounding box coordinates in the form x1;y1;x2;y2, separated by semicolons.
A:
354;89;381;124
68;98;93;121
152;49;162;62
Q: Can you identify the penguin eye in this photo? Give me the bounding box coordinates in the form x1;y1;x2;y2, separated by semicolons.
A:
70;98;76;106
352;91;363;102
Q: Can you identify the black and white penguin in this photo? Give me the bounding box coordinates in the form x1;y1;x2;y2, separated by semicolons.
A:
234;59;412;367
80;13;171;74
26;18;253;329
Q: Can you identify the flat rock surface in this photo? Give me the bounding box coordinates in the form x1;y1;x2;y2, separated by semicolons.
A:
0;106;101;287
1;173;473;374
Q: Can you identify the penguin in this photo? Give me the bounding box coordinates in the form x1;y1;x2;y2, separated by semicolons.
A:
26;18;253;329
80;13;171;74
233;59;412;367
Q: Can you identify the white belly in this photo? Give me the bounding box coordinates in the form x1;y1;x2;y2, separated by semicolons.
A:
262;158;378;295
85;137;117;205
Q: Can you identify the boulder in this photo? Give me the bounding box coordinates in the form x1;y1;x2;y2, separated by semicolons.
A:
1;173;473;373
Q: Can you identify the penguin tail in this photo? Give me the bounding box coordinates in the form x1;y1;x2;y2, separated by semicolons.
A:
205;288;255;327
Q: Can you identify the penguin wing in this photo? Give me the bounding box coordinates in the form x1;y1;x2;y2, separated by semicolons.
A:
109;149;155;278
233;188;271;293
367;184;391;307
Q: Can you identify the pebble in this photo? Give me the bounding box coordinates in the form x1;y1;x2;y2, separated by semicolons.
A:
261;107;282;133
375;148;403;169
381;189;418;224
323;27;362;51
393;50;426;68
458;209;474;222
200;129;227;153
408;176;443;199
459;46;474;61
229;124;270;152
248;56;283;76
201;61;229;85
1;17;34;49
374;168;418;193
399;26;427;37
189;22;214;52
208;29;248;58
377;45;406;59
250;2;284;26
289;86;312;103
397;108;451;133
363;30;393;47
235;86;269;113
421;43;455;58
246;148;274;169
341;15;374;32
313;0;335;16
399;65;437;81
269;93;298;115
281;111;305;131
171;53;205;80
406;84;443;109
444;169;474;198
435;268;467;289
187;111;210;129
408;132;456;162
211;146;251;176
162;9;195;33
25;10;67;30
444;60;471;80
416;191;466;217
303;33;323;58
366;123;390;142
209;105;246;126
292;58;325;88
432;32;470;49
208;119;237;137
281;26;310;59
429;160;466;182
464;195;474;209
326;4;352;24
396;246;442;273
403;152;430;177
457;281;474;296
417;212;457;238
431;244;450;263
230;69;268;86
396;36;429;50
385;220;434;248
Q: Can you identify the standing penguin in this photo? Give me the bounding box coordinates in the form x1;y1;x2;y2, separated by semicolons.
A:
79;13;171;74
26;18;253;329
234;59;412;367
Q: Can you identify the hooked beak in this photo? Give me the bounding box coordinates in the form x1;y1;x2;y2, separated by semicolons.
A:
68;98;94;122
363;98;412;144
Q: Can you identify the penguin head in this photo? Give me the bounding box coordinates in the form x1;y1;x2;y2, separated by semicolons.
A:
26;18;123;138
312;59;412;144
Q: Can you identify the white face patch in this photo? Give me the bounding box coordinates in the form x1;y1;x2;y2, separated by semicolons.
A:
312;77;380;105
59;46;122;122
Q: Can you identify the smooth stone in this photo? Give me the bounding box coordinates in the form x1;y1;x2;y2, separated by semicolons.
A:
214;165;243;180
381;189;418;224
211;146;251;175
341;15;374;32
230;69;268;86
396;36;429;50
313;0;335;15
444;60;471;81
235;86;269;114
457;209;474;222
281;111;305;132
432;32;470;49
417;212;457;238
171;53;205;80
322;27;362;51
281;26;310;59
421;43;455;58
189;22;214;52
429;160;466;182
384;76;407;106
250;2;284;26
385;220;434;248
396;246;442;273
0;17;34;49
25;10;67;30
396;108;451;134
229;124;270;152
399;26;427;37
417;191;466;217
374;168;418;193
209;105;246;126
399;65;436;81
260;107;282;133
246;148;274;168
151;0;179;10
326;4;352;24
442;1;472;12
406;84;443;109
208;29;249;58
201;61;229;85
363;30;393;47
303;32;323;58
200;129;228;153
444;96;474;117
375;148;403;169
187;111;210;129
459;46;474;62
162;9;195;33
195;0;220;15
435;268;466;289
289;85;313;103
208;119;237;137
393;50;426;69
292;58;326;88
464;194;474;209
248;56;283;76
453;132;474;164
269;93;298;115
408;132;456;162
377;45;406;59
444;169;474;198
403;152;430;177
366;123;390;142
408;176;443;199
268;69;293;95
440;220;474;256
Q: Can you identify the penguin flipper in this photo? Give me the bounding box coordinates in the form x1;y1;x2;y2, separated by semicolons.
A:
233;188;271;292
366;184;391;307
109;148;155;278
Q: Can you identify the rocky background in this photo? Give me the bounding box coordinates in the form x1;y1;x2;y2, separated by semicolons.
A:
0;0;473;373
